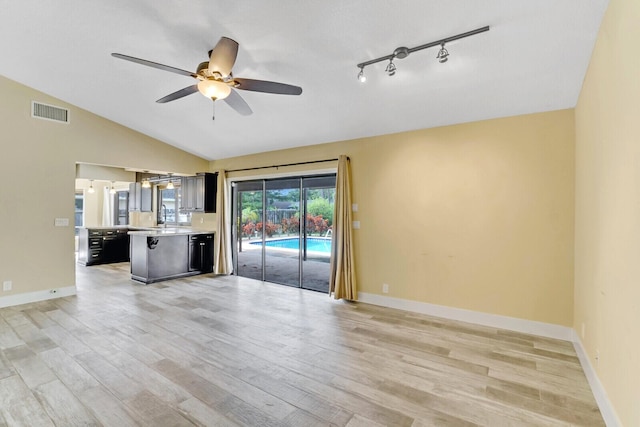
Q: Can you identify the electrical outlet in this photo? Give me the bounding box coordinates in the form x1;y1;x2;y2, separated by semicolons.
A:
382;283;389;294
352;221;360;229
2;280;11;291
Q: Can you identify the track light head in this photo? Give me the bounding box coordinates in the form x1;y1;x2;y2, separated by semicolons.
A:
437;43;449;63
385;59;397;76
357;67;367;83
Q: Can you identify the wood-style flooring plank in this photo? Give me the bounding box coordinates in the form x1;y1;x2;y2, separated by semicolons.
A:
77;386;141;427
177;397;240;427
0;375;54;426
33;379;101;426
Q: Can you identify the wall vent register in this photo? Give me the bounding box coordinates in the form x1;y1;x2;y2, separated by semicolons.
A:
31;101;70;124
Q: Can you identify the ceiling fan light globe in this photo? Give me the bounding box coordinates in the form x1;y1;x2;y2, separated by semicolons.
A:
197;80;231;101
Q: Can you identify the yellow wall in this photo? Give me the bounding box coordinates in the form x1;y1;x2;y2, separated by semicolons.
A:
212;109;576;326
0;75;209;297
575;0;640;424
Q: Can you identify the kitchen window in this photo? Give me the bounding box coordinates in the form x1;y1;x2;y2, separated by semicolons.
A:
158;186;190;226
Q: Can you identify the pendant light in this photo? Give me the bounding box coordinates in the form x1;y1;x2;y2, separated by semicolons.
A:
166;173;175;190
87;180;95;194
109;181;116;195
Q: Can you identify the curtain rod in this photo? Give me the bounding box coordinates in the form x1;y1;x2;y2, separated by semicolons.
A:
225;157;346;173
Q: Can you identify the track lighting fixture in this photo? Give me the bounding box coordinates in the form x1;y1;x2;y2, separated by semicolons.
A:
141;179;151;189
355;26;489;81
437;43;449;63
166;173;175;190
88;180;95;194
109;181;116;195
357;66;367;83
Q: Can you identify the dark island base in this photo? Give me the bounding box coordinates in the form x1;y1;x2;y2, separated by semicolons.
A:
130;233;214;284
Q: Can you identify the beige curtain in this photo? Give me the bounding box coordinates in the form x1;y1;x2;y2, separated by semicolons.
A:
214;170;233;274
329;155;357;300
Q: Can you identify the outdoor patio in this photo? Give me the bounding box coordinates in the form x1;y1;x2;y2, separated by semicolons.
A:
236;244;331;293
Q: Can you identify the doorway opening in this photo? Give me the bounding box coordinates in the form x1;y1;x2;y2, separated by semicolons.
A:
231;175;336;292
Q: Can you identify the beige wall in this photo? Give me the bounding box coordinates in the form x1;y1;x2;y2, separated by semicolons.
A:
0;75;209;297
212;109;576;326
575;0;640;424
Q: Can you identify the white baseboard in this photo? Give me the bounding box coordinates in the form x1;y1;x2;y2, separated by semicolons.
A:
357;292;573;341
571;331;621;427
0;286;76;309
357;292;621;425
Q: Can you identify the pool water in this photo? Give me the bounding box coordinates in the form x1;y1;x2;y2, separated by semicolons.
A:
250;237;332;254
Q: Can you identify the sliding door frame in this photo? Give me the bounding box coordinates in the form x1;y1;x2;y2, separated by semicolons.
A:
231;172;336;290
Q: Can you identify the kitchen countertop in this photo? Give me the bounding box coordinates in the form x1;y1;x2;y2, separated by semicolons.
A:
127;227;214;236
76;225;130;230
77;226;214;236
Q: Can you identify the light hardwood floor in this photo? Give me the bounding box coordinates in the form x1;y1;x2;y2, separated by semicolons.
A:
0;263;604;426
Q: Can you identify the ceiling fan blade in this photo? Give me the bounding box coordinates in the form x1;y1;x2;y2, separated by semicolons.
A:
208;37;239;77
156;85;199;103
233;78;302;95
111;53;197;78
223;88;252;116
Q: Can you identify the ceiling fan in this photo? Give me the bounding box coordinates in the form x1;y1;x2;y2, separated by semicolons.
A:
112;37;302;119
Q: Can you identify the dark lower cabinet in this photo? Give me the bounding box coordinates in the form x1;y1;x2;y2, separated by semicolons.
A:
78;228;130;266
189;234;214;273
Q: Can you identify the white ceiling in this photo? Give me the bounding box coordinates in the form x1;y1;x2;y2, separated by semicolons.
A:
0;1;608;161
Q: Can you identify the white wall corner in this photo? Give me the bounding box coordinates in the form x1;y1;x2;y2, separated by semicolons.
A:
571;331;622;427
0;286;77;309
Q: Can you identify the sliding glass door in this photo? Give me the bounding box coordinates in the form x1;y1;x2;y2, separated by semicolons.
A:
264;179;300;286
234;181;263;281
232;174;336;292
301;176;335;291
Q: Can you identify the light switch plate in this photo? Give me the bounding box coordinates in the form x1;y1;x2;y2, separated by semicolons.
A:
352;203;358;212
54;218;69;227
3;281;12;291
352;221;360;229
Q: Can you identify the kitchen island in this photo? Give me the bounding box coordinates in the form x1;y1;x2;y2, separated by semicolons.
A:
129;228;214;284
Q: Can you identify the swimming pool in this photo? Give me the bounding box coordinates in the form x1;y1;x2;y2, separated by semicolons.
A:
250;237;332;254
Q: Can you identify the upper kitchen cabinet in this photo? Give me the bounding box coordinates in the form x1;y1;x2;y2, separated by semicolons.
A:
180;172;217;213
129;182;152;212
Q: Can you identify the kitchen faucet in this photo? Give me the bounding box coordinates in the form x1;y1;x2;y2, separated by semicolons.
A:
161;204;167;228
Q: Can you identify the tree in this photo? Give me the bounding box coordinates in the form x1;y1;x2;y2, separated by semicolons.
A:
307;198;333;226
242;207;259;224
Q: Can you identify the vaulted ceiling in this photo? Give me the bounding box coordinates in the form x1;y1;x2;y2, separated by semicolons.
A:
0;1;608;160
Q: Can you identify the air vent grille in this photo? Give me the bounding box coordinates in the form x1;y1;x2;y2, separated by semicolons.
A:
32;101;69;124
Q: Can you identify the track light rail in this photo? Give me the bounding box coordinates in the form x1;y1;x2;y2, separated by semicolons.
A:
356;25;490;69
